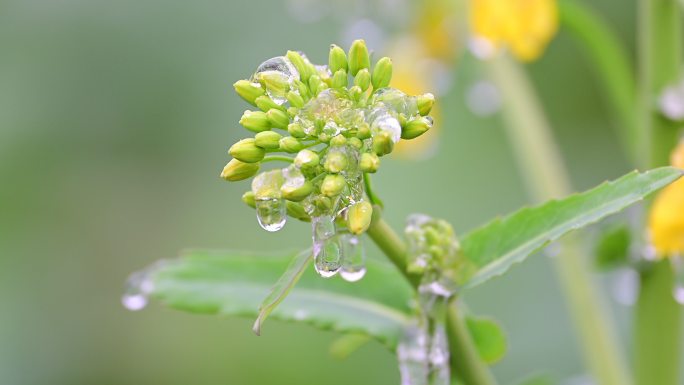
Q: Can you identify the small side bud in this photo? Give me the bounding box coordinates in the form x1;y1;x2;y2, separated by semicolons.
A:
294;149;319;169
324;151;348;173
359;152;380;173
372;130;394;156
286;201;310;221
401;116;432;139
416;93;435;116
286;91;304;108
347;201;373;234
240;110;271;132
242;191;256;208
281;180;314;202
254;131;282;149
349;85;363;101
229;138;266;163
288;122;306;138
287;50;316;82
233;80;265;105
256;72;290;100
266;108;290;130
321;174;346;197
356;122;371;139
255;95;285;112
330;134;347;147
220;159;260;181
354;68;371;91
331;69;348;89
348;137;363;149
279;137;304;153
371;57;393;89
329;44;349;73
308;75;323;95
348;39;370;76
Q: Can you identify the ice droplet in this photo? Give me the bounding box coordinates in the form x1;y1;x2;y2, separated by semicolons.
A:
340;234;366;282
252;56;299;105
121;268;156;311
397;324;430;385
312;215;341;278
255;198;287;232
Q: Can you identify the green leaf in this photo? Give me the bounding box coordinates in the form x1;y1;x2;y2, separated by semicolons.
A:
465;316;507;364
594;224;632;271
143;250;414;348
460;167;683;289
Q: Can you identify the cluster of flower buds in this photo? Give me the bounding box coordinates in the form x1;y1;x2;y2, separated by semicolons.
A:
221;40;435;279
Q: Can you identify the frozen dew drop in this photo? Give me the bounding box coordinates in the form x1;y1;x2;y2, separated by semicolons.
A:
255;198;287;232
121;268;156;311
397;323;430;385
122;294;147;311
252;56;299;105
340;234;367;282
467;80;501;117
368;107;401;143
314;236;342;278
373;88;419;118
282;164;305;189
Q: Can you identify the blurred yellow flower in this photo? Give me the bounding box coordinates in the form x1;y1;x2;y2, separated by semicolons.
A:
470;0;558;61
648;140;684;256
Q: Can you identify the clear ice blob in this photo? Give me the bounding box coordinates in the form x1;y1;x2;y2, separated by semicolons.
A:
340;234;366;282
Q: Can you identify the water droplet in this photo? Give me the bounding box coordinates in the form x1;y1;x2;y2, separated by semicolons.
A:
252;56;299;105
373;88;419;118
467;81;501;117
315;236;342;278
340;234;366;282
255;197;287;232
122;294;147;311
282;164;305;189
121;268;156;311
397;324;430;385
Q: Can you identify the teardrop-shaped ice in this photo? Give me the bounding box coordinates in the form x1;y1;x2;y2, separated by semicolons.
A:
314;236;342;278
397;324;430;385
121;268;155;311
255;197;287;232
252;56;299;105
373;87;419;118
367;107;401;143
340;234;366;282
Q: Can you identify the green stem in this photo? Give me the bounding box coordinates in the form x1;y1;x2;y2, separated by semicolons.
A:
366;215;496;385
261;155;294;163
559;0;639;165
486;56;633;385
635;0;683;384
363;173;384;208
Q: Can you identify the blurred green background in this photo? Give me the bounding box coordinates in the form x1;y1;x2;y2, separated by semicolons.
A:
0;0;647;384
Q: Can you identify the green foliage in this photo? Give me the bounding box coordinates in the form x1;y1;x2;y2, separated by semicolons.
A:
465;316;507;365
594;224;632;271
458;167;682;289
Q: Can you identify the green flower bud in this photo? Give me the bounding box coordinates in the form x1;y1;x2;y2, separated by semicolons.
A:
349;85;363;102
288;122;306;138
254;131;282;149
255;95;285;112
416;93;435;116
330;134;347;147
331;69;348;89
324;151;348;173
294;149;319;169
347;201;373;235
359;152;380;173
266;108;290;130
321;174;346;197
402;116;432;139
279;136;304;153
329;44;348;73
229;138;266;163
286;201;310;221
348;39;370;76
356;122;371;139
220;158;260;181
256;72;290;100
348;137;363;149
286;50;316;82
281;180;314;201
286;91;304;108
234;80;265;105
240;110;271;132
308;75;323;95
372;130;394;156
242;191;256;208
371;57;393;90
354;68;371;91
294;79;310;100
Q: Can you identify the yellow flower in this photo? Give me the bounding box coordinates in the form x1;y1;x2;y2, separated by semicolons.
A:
470;0;558;61
648;140;684;256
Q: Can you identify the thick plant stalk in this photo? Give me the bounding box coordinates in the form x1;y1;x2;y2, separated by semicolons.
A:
367;215;497;385
635;0;683;384
486;56;633;385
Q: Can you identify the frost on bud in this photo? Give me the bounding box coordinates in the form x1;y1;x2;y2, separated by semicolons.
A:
330;134;347;147
288;122;306;138
402;116;432;139
254;131;282;149
242;191;256;208
329;44;348;73
234;80;265;105
287;50;316;83
321;174;346;197
331;69;348;89
286;201;310;221
240;110;271;133
371;57;393;90
348;39;370;76
286;91;304;108
359;152;380;173
416;93;435;116
353;68;371;91
281;180;314;201
324;151;348;173
279;136;304;153
294;149;319;169
220;159;260;181
255;95;285;112
347;201;373;234
267;108;290;129
229;138;266;163
372;130;394;156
